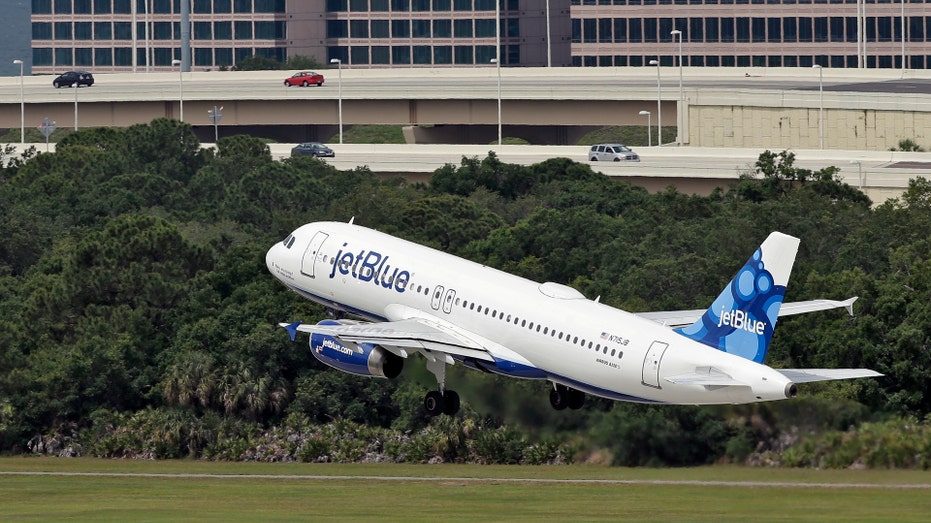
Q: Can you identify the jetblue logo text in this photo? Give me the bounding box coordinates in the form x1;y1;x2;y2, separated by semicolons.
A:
717;307;766;335
329;243;411;293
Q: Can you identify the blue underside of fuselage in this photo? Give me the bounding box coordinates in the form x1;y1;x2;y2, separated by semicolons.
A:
284;282;663;405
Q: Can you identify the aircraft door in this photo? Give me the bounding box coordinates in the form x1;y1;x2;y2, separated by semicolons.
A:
641;341;669;388
301;231;329;278
430;285;444;311
442;288;456;314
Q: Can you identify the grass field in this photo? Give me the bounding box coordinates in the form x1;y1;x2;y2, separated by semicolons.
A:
1;458;929;522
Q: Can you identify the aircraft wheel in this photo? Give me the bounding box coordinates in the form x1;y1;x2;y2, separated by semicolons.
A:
424;390;445;416
568;389;585;410
442;390;460;415
549;385;570;410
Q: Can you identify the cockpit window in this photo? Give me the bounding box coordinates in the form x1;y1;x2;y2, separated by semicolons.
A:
282;234;296;249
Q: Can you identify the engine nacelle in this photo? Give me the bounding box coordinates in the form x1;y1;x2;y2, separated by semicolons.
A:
309;320;403;379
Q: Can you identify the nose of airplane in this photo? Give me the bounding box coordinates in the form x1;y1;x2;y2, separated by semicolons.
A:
266;241;280;276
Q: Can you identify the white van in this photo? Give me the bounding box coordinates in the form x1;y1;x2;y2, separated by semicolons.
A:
588;143;640;162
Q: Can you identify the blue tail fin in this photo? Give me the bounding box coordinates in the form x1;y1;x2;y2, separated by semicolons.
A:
675;232;800;363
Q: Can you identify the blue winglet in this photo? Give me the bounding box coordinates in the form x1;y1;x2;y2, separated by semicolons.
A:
283;321;302;342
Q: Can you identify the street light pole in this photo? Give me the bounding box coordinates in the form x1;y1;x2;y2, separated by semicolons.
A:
649;59;661;146
670;30;683;146
172;59;184;122
639;110;652;147
491;58;502;145
73;82;79;131
13;59;24;144
330;58;343;144
850;160;862;189
813;64;823;149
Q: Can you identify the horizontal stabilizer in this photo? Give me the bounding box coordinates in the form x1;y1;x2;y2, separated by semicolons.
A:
777;368;883;383
638;297;858;329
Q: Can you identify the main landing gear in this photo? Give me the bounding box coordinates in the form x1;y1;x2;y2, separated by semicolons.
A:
549;383;585;411
423;352;461;416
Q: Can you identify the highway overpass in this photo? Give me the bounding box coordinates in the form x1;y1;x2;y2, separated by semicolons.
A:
3;67;931;150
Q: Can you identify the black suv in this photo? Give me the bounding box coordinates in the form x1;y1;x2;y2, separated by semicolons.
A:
53;71;94;88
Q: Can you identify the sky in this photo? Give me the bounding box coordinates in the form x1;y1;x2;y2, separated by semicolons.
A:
0;1;32;77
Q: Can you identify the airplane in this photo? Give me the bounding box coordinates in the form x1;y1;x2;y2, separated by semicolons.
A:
266;219;882;416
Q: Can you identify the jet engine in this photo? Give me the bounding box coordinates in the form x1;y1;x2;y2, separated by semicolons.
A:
309;320;403;378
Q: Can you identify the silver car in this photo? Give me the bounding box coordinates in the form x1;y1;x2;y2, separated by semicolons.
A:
589;143;639;162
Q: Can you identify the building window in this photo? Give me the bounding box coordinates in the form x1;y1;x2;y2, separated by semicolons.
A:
392;19;410;37
413;45;432;64
392;45;410;64
54;0;72;14
475;45;495;64
33;22;53;40
34;47;53;66
94;47;113;66
372;45;390;63
195;47;213;66
351;20;369;38
75;48;94;68
434;0;451;9
475;18;494;37
413;20;430;38
194;0;212;13
371;0;389;10
235;21;253;40
434;46;452;64
330;20;349;38
216;48;233;66
75;22;93;40
113;0;131;14
195;21;213;40
55;47;73;66
215;0;231;12
114;47;132;66
255;21;276;39
153;0;172;14
94;21;112;40
371;19;389;38
351;46;369;64
454;45;473;64
114;22;132;40
215;22;232;40
434;19;451;38
154;22;173;40
454;19;472;37
55;22;72;40
33;0;52;15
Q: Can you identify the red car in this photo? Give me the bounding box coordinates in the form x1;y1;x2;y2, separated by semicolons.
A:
284;71;325;87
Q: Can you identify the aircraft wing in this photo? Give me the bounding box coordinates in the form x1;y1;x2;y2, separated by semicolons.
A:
282;318;496;363
776;368;883;383
637;297;858;328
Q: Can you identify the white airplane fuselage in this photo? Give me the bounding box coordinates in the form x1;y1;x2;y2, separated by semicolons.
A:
266;221;796;405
